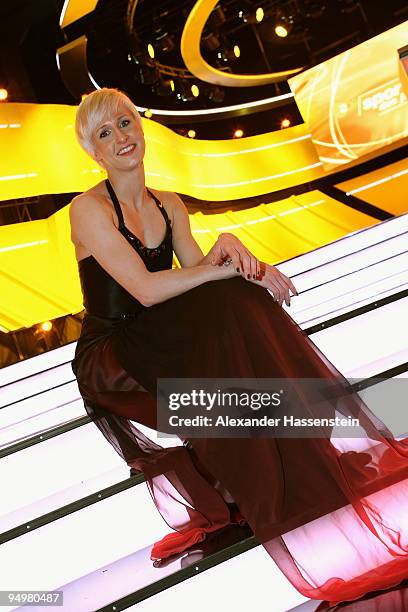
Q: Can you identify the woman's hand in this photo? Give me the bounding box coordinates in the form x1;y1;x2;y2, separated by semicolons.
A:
209;233;261;280
208;234;298;305
251;262;298;307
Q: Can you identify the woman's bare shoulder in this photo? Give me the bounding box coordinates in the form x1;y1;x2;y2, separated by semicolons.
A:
70;182;111;220
69;183;114;252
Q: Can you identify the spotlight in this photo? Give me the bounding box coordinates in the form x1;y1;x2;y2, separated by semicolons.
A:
256;7;264;22
234;129;244;138
240;5;265;24
147;43;155;59
274;11;293;38
275;24;288;37
40;321;52;332
281;118;291;128
218;43;241;63
144;109;153;118
188;129;196;138
0;88;8;101
191;84;200;98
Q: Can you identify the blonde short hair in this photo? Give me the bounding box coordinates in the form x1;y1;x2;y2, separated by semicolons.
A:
75;88;142;156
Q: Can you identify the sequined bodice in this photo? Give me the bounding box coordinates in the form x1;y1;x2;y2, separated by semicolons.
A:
77;180;173;319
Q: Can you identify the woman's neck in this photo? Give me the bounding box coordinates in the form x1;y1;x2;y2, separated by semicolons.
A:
106;164;148;211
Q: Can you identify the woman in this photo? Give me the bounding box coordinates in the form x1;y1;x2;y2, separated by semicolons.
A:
70;88;408;606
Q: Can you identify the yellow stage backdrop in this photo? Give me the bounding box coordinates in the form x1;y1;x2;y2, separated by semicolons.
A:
0;102;326;202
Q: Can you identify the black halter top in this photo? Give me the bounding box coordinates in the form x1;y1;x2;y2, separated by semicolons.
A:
78;179;173;319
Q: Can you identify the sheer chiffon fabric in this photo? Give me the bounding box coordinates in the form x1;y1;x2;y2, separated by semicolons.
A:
72;181;408;604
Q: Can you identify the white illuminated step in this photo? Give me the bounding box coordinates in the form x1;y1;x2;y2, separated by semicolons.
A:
288;232;407;291
293;250;408;303
0;361;76;408
129;546;308;612
287;257;408;327
278;213;408;277
0;517;307;612
311;297;408;378
0;423;124;532
0;486;171;594
0;420;179;533
0;386;82;449
0;342;76;387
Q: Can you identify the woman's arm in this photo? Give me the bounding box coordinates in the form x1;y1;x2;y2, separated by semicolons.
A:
69;194;238;307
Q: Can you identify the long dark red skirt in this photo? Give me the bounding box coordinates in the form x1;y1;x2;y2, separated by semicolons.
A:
72;277;408;605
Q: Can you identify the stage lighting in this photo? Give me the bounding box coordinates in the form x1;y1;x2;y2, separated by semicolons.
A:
256;7;264;22
274;10;293;38
281;118;291;128
275;24;288;37
239;5;265;24
40;321;52;332
191;84;200;97
234;128;244;138
218;43;241;63
144;109;153;118
188;129;196;138
0;88;8;101
147;43;155;59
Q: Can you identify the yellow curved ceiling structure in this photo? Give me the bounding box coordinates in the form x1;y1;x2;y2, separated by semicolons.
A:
181;0;303;86
0;103;326;202
0;190;376;332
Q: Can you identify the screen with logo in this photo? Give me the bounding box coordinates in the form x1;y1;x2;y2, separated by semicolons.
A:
288;21;408;172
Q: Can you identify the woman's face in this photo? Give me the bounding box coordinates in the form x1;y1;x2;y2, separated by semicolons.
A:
91;103;145;171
